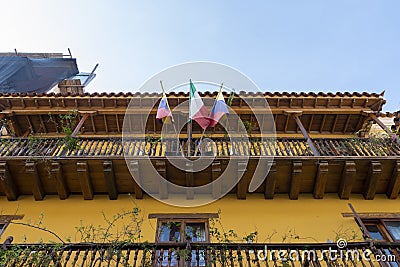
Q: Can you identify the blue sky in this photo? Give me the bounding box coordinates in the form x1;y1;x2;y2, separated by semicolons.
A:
1;1;399;111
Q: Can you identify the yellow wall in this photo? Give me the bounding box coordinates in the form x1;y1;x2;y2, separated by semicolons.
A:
1;193;399;244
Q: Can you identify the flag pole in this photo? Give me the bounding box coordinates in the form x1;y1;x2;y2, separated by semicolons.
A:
160;81;185;157
188;80;193;157
194;82;223;156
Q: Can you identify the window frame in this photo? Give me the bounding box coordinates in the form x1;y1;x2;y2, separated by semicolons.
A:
155;218;210;243
363;219;400;242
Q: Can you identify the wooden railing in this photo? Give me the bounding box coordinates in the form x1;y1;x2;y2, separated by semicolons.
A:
0;137;399;158
1;241;399;267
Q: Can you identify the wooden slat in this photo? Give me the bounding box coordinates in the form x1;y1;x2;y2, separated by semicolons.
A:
103;161;118;200
155;160;168;200
387;160;400;199
186;162;194;200
0;162;18;200
338;161;356;199
77;161;93;200
264;161;277;199
313;161;328;199
211;161;221;199
289;161;302;200
25;161;45;200
50;162;69;199
363;161;381;200
129;160;143;199
236;161;248;200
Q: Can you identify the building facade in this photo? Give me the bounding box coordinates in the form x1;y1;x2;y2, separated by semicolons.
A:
0;90;399;266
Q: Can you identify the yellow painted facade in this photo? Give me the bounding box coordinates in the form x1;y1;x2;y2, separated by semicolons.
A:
1;194;399;244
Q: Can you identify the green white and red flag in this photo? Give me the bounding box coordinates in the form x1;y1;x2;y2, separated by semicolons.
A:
189;80;210;130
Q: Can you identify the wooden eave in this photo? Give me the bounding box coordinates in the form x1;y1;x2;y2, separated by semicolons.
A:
0;91;385;136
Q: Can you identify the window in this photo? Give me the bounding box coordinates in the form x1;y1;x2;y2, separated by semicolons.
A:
364;220;400;242
149;213;218;267
156;220;208;243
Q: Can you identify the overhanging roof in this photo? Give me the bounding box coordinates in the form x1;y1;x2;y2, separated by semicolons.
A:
0;91;385;136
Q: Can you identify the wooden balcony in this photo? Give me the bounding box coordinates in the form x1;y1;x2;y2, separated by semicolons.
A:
0;137;399;201
1;241;399;266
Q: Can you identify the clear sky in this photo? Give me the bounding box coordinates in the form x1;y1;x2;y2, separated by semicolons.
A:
1;1;399;111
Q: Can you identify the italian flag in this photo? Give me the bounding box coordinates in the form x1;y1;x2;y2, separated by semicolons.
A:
189;80;210;130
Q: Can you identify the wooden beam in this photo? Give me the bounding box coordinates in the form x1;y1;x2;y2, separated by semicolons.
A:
72;113;90;137
289;161;302;200
342;212;400;219
0;162;18;201
186;162;194;200
363;161;381;200
77;161;93;200
343;115;351;133
103;161;118;200
25;162;45;200
155;160;168;200
338;161;356;199
211;161;221;199
313;161;329;199
50;162;69;199
9;117;23;136
264;161;277;199
387;160;400;199
148;213;219;219
320;114;326;133
129;160;143;199
293;114;320;156
236;160;248;200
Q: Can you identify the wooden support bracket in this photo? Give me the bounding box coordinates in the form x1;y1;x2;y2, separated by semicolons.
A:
338;161;356;199
0;162;18;201
25;161;45;200
130;160;143;199
313;161;329;199
363;161;381;200
236;161;248;200
211;161;222;199
50;162;69;200
289;161;303;200
387;160;400;199
155;160;168;200
77;161;93;200
103;161;118;200
186;162;194;200
264;161;277;199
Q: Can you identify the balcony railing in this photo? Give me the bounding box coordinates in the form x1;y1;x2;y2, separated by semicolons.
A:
1;241;399;267
0;137;399;158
